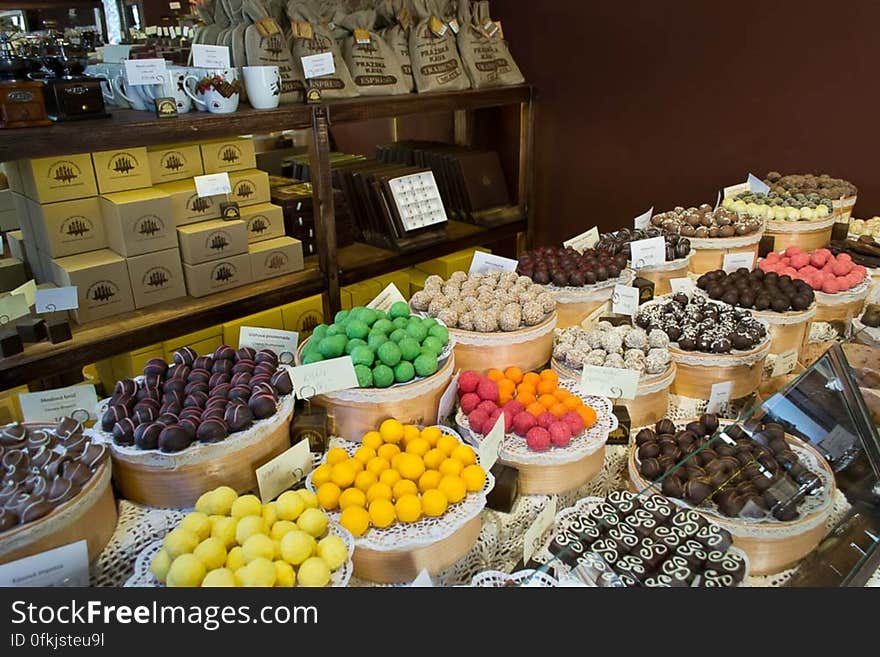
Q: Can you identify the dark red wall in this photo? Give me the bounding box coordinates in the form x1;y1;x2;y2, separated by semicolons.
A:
495;0;880;246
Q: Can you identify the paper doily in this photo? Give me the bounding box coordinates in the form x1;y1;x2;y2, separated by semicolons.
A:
814;278;870;307
766;215;836;232
470;569;559;587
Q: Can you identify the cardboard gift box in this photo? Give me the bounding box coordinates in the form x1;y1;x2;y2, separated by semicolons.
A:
249;236;304;282
126;247;186;309
18;153;98;203
91;147;152;194
182;253;253;297
147;143;204;184
27;197;106;258
177;219;248;265
51;249;135;323
100;188;176;257
228;169;271;207
155;180;224;227
241;202;285;243
200;137;257;174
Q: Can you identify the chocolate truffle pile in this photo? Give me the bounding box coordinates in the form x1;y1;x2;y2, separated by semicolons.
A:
765;171;857;200
697;268;815;312
410;271;555;331
101;345;293;453
635;294;767;354
553;322;671;374
723;191;833;222
635;415;823;521
595;228;692;262
0;418;107;533
651;205;763;238
547;490;746;587
515;246;627;287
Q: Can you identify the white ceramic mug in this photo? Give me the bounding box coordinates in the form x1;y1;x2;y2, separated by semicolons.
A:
142;66;193;113
84;63;118;107
242;66;281;110
184;68;241;114
114;71;151;111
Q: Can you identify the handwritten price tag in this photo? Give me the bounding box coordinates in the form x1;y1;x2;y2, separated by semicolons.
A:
747;173;770;194
771;349;799;377
192;44;231;68
255;439;313;503
629;236;666;268
10;279;36;307
479;414;505;471
563;227;599;253
0;540;89;587
723;181;749;199
633;206;654;230
238;326;298;364
580;365;640;400
367;283;407;312
611;285;639;316
287;356;358;399
523;496;557;563
706;380;733;415
436;371;460;424
301;51;335;79
124;58;166;85
35;286;79;313
722;251;755;273
0;294;29;324
669;277;695;295
18;384;98;423
194;173;231;198
469;251;518;275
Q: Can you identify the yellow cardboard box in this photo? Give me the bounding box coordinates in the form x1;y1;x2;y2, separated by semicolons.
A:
147;143;204;184
242;202;284;243
249;237;304;282
91;147;152;194
126;247;187;309
177;219;248;265
100;188;176;257
27;196;106;258
163;325;223;360
19;153;98;203
222;308;284;348
281;294;324;337
51;248;135;323
200;137;257;174
110;343;164;380
182;252;253;297
407;267;427;295
0;385;28;424
228;169;271;207
347;280;382;307
339;287;353;310
414;247;491;279
188;336;223;359
154;180;224;226
374;269;411;300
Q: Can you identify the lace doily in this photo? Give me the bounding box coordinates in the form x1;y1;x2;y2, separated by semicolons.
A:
690;229;764;250
815;278;870;307
124;522;355;587
809;321;845;343
631;250;693;273
456;393;615;466
665;393;759;422
751;304;817;326
668;338;771;368
546;269;634;304
470;569;559;587
766;215;837;233
88;395;296;468
448;312;558;346
305;430;495;552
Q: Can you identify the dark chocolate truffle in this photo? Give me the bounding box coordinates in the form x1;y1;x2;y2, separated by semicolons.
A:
197;419;229;443
158;425;192;452
133;422;162;450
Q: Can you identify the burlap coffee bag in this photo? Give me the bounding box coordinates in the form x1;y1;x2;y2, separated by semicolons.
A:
377;0;415;91
194;0;224;46
224;0;249;67
457;0;523;87
286;0;359;99
192;2;216;45
214;0;234;47
409;0;470;92
340;9;409;95
245;0;302;103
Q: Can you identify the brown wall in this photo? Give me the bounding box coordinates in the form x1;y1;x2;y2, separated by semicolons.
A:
495;0;880;247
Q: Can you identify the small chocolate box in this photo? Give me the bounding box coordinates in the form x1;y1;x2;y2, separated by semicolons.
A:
177;219;248;265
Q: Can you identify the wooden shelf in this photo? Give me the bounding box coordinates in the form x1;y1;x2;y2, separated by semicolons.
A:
0;266;324;389
0;85;532;162
337;219;526;285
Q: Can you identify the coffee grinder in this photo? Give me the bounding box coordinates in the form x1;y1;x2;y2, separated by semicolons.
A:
38;35;109;121
0;32;51;128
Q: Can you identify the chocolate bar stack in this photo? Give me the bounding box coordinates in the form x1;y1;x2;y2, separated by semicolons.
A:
269;178;355;257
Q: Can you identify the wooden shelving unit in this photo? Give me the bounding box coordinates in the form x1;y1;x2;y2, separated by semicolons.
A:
0;85;534;389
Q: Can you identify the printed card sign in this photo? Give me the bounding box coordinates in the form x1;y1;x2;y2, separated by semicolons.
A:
469;251;518;275
722;251;755;273
611;285;639;316
301;52;335;79
479;414;504;471
629;236;666;268
10;279;36;307
192;44;231;69
0;540;89;587
238;326;298;364
0;293;29;323
124;58;166;85
771;349;798;377
287;357;358;399
194;173;231;198
367;283;407;312
580;365;640;400
255;439;313;503
706;380;733;415
19;385;98;423
669;277;695;295
633;207;654;230
723;182;749;199
747;173;770;194
563;227;599;253
523;496;557;563
35;286;79;313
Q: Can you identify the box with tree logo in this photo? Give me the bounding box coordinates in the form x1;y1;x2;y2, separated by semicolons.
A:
147;143;204;183
99;188;176;256
182;253;253;297
50;248;135;323
177;219;248;265
91;147;153;194
126;247;186;309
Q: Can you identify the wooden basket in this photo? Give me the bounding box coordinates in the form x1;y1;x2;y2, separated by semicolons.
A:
634;254;692;296
102;397;294;508
552;357;675;428
0;427;117;565
799;340;880;371
765;221;834;253
505;444;606;495
298;348;456;442
448;312;557;374
752;305;815;357
668;340;771;400
832;195;857;222
627;431;836;575
688;232;763;275
759;363;806;399
547;279;626;329
352;514;481;583
813;281;869;326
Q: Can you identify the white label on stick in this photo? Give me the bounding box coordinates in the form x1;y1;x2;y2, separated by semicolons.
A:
747;173;770;194
35;286;79;313
563;227;599;253
669;277;695;295
238;326;298;364
19;384;98;423
301;51;335;79
611;285;639;316
410;568;433;587
722;251;755;273
192;44;231;68
771;349;799;377
469;251;518;275
629;236;666;268
255;439;312;503
0;540;89;587
706;381;733;415
523;496;557;563
123;58;166;85
0;293;29;323
723;182;749;199
436;371;460;424
287;356;358;399
10;279;36;307
633;206;653;230
102;44;131;63
479;414;504;471
194;172;231;198
580;366;640;400
367;283;407;312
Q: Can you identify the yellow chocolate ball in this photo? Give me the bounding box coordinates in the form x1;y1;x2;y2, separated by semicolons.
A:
379;419;404;444
353;445;376;465
339;487;367;510
209;486;238;516
316;535;348;571
438;475;467;504
297;489;319;509
270;520;297;542
362;431;383;450
280;529;316;566
274;560;296;587
242;534;276;564
166;554;206;587
202;568;237;587
392;479;418;500
316;482;342;511
194;491;212;515
163;528;199;559
395;453;425;481
421;489;448;517
461;465;486;492
377;443;401;462
452;444;477;467
276;490;306;521
368;499;396;529
235;515;267;545
394;494;422;523
405;438;430;457
297;557;330;587
193;537;228;570
231;494;262;518
438;458;463;477
238;557;276;587
423;448;446;470
366;482;393;504
339;506;370;537
150;549;172;584
261;502;278;528
310;463;333;488
418;470;442;492
330;462;357;488
325;447;349;466
379;468;402;488
354;470;377;493
225;546;245;572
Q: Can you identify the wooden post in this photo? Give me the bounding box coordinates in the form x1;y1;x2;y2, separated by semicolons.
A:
310;106;341;318
519;91;535;249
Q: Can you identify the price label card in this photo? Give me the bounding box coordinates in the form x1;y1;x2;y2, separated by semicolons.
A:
0;293;30;324
747;173;770;194
723;181;749;199
194;172;231;198
124;58;166;85
0;540;89;587
287;356;358;399
367;283;407;312
469;251;518;275
611;284;639;316
192;44;231;69
19;384;98;423
722;251;755;273
35;286;79;313
580;366;640;400
102;44;131;63
633;206;654;230
479;414;505;471
523;496;557;563
706;380;733;415
238;326;298;364
563;227;599;253
145;26;158;36
255;439;313;503
169;1;182;8
629;236;666;268
771;349;798;377
410;568;433;587
669;277;695;295
10;279;36;307
436;371;460;423
301;51;335;79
